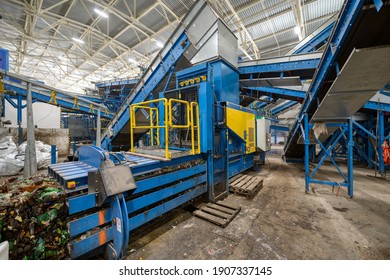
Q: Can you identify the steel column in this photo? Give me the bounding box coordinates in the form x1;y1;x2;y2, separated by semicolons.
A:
96;107;101;148
51;145;56;164
378;111;385;174
23;82;37;178
17;94;23;145
348;118;354;197
304;113;310;193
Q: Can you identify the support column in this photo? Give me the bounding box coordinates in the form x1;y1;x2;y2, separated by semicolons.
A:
96;107;101;148
51;145;57;164
348;118;354;197
367;137;374;168
0;88;3;128
24;82;37;178
17;94;23;145
207;151;214;202
304;113;310;193
158;92;165;147
378;111;385;175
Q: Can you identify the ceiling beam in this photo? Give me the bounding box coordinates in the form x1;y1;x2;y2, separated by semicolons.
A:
31;0;78;75
291;0;306;40
253;14;333;43
15;0;43;74
223;0;260;59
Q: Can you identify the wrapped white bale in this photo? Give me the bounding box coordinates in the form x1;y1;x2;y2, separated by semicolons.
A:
0;241;9;260
0;136;17;158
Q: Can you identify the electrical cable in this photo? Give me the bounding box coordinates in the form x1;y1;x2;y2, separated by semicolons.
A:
35;105;55;125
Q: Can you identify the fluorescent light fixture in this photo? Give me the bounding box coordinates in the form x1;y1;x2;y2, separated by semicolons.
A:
294;26;300;35
128;58;137;64
153;40;163;48
94;8;108;18
72;37;84;44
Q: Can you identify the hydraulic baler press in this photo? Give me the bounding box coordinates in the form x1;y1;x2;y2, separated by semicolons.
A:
47;0;269;259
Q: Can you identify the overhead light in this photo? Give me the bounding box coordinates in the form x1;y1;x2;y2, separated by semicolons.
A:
128;58;137;64
94;8;108;18
72;37;84;44
294;26;300;35
153;39;163;48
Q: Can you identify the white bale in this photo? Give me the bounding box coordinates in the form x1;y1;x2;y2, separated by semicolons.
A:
0;136;17;159
0;241;9;260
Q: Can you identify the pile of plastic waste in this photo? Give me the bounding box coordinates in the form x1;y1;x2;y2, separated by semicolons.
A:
0;175;69;259
0;136;54;176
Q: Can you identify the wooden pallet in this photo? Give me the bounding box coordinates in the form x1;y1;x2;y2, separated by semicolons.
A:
193;200;241;228
229;174;263;198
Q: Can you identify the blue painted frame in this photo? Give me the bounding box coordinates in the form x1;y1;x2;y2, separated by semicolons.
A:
303;115;354;197
285;0;366;159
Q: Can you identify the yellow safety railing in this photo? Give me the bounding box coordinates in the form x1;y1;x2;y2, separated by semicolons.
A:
130;98;166;156
131;105;160;146
190;102;200;155
130;98;200;159
168;99;190;129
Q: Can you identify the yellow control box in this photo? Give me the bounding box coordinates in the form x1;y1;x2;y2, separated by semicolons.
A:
226;106;256;154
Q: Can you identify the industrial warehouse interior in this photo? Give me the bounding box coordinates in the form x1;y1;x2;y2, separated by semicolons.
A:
0;0;389;270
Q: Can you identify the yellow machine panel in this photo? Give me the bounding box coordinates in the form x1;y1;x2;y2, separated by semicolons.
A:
226;106;256;154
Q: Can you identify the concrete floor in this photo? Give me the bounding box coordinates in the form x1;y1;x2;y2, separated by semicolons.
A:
125;153;390;260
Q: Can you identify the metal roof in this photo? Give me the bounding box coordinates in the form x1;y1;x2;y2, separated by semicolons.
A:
0;0;344;93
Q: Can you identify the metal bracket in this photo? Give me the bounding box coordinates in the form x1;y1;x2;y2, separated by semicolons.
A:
88;160;136;207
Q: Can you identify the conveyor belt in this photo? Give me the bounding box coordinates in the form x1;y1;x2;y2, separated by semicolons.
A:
286;14;337;55
312;46;390;122
1;71;112;118
284;1;390;160
48;154;159;189
100;0;230;150
238;52;322;80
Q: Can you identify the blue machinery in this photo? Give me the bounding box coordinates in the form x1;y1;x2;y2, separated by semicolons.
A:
51;60;261;260
2;0;389;258
284;0;390;196
0;70;113;120
0;67;113;145
46;0;389;259
0;48;113;145
45;1;270;259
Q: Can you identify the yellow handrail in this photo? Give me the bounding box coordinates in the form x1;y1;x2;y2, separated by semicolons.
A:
190;102;200;155
130;97;200;160
168;99;190;129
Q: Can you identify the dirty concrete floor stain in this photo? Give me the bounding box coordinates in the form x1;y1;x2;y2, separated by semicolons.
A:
126;155;390;260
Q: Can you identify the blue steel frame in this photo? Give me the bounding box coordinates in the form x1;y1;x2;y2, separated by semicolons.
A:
238;56;320;75
4;94;28;144
363;101;390;112
270;124;290;144
94;79;139;113
3;83;113;119
58;58;257;259
101;32;191;150
245;86;306;101
303;114;354;197
285;0;366;159
95;78;139;88
271;100;298;115
270;124;289;132
313;115;390;177
68;161;208;259
293;22;335;54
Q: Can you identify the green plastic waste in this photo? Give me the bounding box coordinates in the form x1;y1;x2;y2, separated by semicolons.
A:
34;238;45;259
37;208;58;226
